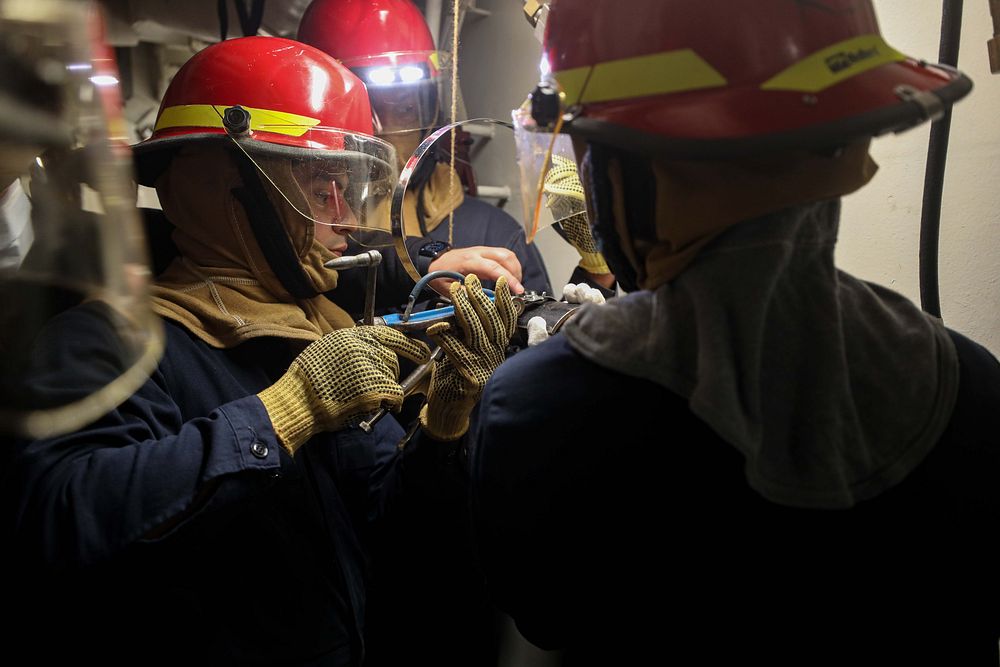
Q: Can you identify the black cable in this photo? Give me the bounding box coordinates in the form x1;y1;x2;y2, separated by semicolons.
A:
919;0;963;319
217;0;228;41
234;0;266;37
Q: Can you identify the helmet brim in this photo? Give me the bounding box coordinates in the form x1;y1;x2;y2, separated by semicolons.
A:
563;61;972;159
132;131;230;187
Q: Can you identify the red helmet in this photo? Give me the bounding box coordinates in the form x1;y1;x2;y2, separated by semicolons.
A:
530;0;972;157
298;0;435;69
297;0;447;136
133;35;398;249
133;36;379;186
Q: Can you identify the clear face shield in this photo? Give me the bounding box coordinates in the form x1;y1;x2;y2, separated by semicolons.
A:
512;98;591;244
224;121;399;250
388;118;513;284
0;0;163;438
347;51;453;166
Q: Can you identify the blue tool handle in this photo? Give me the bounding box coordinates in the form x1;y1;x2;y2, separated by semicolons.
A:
382;289;496;328
381;307;455;327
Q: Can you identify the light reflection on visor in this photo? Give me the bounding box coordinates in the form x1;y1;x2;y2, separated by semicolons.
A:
291;164;357;228
227;129;397;242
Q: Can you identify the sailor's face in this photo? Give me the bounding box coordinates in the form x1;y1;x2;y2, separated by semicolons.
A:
314;219;349;257
300;168;358;227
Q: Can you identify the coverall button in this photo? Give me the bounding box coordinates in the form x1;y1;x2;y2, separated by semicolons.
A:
250;441;269;459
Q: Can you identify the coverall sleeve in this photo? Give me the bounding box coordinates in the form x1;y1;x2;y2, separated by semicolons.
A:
477;199;552;295
6;305;287;570
506;226;552;295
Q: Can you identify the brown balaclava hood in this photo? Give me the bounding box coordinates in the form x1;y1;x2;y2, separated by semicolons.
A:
150;145;355;348
604;141;878;290
402;162;465;237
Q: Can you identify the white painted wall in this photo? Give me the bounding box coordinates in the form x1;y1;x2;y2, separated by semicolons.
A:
840;0;1000;356
460;0;999;356
459;0;579;296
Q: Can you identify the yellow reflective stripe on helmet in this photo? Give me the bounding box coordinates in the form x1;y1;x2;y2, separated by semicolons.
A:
554;49;726;105
761;34;905;93
154;104;321;137
428;51;440;69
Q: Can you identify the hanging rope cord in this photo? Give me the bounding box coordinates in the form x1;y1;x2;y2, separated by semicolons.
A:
446;0;461;246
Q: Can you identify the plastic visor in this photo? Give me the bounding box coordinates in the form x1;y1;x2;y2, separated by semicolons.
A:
233;129;399;248
512;104;590;242
0;0;163;438
349;51;452;138
388;118;512;283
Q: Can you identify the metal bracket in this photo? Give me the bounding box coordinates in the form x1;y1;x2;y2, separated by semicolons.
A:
323;250;383;325
894;85;945;124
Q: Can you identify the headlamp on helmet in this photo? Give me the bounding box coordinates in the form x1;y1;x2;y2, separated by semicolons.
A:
297;0;456;139
358;62;432;87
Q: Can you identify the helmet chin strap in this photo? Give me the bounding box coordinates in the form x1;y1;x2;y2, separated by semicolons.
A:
230;152;320;300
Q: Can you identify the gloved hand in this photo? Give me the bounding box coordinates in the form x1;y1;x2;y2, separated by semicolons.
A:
258;326;431;455
420;274;516;441
544;154;611;276
526;282;607;347
561;282;607;306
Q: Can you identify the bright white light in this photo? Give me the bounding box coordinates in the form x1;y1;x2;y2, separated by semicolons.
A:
368;67;396;86
398;66;425;83
66;62;92;71
89;74;119;87
539;54;551;77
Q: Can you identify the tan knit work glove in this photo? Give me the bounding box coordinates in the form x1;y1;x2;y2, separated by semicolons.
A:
544;154;611;276
258;326;431;455
420;274;516;441
558;212;611;275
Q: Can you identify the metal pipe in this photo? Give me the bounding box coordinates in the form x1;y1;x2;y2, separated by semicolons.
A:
363;250;382;326
358;348;444;433
323;249;382;270
324;249;382;325
918;0;963;319
988;0;1000;73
